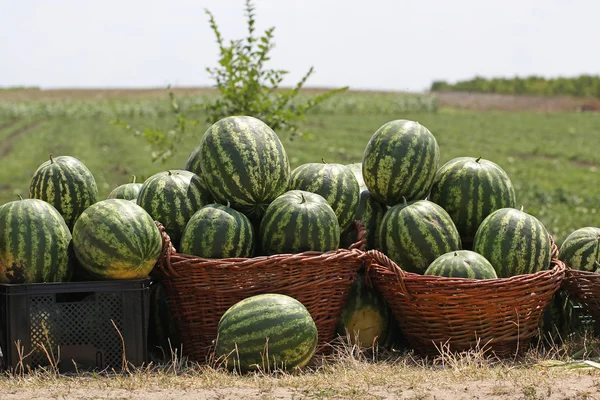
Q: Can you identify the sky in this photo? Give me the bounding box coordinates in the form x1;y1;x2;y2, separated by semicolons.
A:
2;0;600;92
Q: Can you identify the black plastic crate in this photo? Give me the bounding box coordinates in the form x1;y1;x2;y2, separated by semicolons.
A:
0;278;150;373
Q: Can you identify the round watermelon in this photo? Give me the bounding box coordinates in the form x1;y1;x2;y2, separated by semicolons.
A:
107;175;143;201
180;204;255;258
259;190;340;255
473;207;552;278
0;199;72;283
424;250;498;279
558;227;600;272
29;155;98;229
199;116;291;220
362;120;439;205
340;189;386;250
428;157;516;249
215;293;318;372
72;199;162;280
379;199;462;274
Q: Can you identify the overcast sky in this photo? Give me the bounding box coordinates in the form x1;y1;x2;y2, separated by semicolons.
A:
2;0;599;92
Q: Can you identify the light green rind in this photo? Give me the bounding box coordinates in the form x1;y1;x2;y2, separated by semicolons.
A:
424;250;498;279
379;200;462;274
259;190;340;255
289;163;360;231
558;227;600;272
137;169;212;248
216;293;318;372
472;207;552;278
107;183;143;200
180;204;255;258
362;120;440;206
29;155;98;230
72;199;162;280
346;162;367;191
0;199;72;283
428;157;516;247
199;116;291;220
340;189;386;250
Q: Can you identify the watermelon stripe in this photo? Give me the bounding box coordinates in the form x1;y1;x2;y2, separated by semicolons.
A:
425;250;497;279
559;227;600;271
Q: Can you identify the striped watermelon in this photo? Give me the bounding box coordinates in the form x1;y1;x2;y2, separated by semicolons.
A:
424;250;498;279
107;175;143;201
215;293;318;372
428;157;516;249
362;120;439;205
473;207;552;278
0;199;72;283
289;162;359;231
137;170;212;248
259;190;340;255
180;204;255;258
148;280;181;360
340;189;386;250
29;155;98;229
379;200;462;274
72;199;162;280
558;227;600;272
336;270;390;347
199;116;291;220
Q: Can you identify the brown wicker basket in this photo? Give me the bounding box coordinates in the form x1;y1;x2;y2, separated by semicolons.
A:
561;269;600;324
153;221;366;363
365;247;566;358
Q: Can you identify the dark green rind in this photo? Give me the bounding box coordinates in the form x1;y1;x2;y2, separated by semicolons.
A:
180;204;255;258
340;189;386;250
107;183;143;200
0;199;72;283
259;190;340;256
137;170;212;248
379;200;462;274
216;293;318;372
428;157;516;248
472;207;552;278
72;199;162;280
289;163;359;231
148;280;182;359
336;269;390;347
29;155;99;230
199;116;291;220
424;250;498;279
558;227;600;272
362;120;440;206
346;162;366;191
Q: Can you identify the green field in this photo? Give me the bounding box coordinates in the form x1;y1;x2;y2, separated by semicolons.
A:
0;91;598;244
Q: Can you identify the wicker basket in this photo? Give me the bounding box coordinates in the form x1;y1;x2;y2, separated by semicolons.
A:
153;222;366;363
365;247;566;358
561;269;600;328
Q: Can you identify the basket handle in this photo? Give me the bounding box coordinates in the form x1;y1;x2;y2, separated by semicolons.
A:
348;220;367;251
153;221;181;279
364;249;412;299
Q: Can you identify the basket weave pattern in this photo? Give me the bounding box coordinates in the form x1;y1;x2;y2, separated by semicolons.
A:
562;269;600;322
153;222;366;362
366;248;566;357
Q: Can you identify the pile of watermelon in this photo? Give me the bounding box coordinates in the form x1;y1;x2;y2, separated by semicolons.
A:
0;112;581;370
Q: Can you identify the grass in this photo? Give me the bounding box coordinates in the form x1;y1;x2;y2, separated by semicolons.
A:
0;93;597;243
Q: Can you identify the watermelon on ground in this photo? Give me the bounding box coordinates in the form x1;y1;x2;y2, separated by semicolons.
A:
215;293;318;372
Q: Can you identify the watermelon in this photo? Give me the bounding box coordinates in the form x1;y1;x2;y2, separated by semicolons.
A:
215;293;318;372
259;190;340;255
0;199;72;283
180;204;255;258
148;280;182;360
346;162;366;191
137;170;212;248
107;175;143;201
198;116;291;220
336;270;390;347
362;120;439;205
340;189;386;250
558;227;600;272
29;155;98;229
428;157;516;249
473;207;552;278
379;199;462;274
289;162;360;231
424;250;498;279
72;199;163;280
